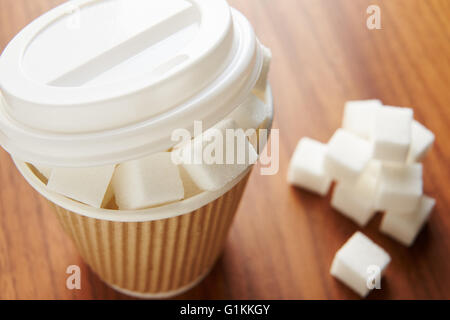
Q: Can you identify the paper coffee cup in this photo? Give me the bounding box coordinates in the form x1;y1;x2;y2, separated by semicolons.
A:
15;159;252;298
12;83;272;297
0;0;272;298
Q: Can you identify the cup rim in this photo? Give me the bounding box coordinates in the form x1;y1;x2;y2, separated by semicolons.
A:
14;159;251;223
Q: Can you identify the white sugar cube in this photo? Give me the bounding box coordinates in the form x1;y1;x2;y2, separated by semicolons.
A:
407;120;435;163
252;45;272;102
174;119;257;191
287;138;332;195
380;196;435;246
375;163;423;213
331;161;381;226
112;152;184;210
47;165;115;208
324;129;373;183
228;93;269;131
330;232;391;297
372;106;413;162
342;100;382;139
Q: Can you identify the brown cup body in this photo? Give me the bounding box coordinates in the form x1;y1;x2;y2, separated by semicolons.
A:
46;172;250;297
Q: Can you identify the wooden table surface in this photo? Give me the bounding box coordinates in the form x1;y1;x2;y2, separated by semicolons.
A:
0;0;449;300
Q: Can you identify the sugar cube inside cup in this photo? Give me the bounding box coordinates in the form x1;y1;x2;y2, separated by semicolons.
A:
372;106;413;162
380;195;435;246
324;129;373;183
287;137;332;196
174;119;257;191
330;232;391;297
47;165;115;208
112;152;184;210
342;99;382;139
407;120;435;163
331;161;381;226
376;163;423;213
229;93;270;132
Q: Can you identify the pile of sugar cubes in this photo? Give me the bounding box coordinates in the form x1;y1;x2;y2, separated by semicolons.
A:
30;93;269;211
288;100;436;296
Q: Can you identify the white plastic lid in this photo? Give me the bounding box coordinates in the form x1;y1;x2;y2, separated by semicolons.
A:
0;0;264;167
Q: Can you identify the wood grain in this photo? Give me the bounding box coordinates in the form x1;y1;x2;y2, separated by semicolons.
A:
0;0;449;299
